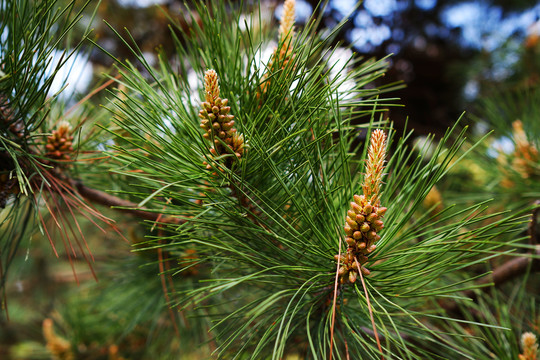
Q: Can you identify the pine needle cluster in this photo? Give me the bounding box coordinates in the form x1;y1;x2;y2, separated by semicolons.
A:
0;0;118;298
96;1;535;356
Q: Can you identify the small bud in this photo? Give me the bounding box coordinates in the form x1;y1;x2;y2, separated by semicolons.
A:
350;202;362;213
360;266;371;276
364;204;373;214
360;223;370;233
345;237;356;246
348;270;357;283
355;214;365;223
353;231;362;240
347;210;356;219
353;194;364;206
222;121;235;131
344;224;352;235
377;207;387;216
373;220;384;231
366;213;378;222
346;216;357;227
367;244;377;253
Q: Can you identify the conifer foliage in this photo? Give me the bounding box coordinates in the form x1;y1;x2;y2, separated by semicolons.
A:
1;0;539;359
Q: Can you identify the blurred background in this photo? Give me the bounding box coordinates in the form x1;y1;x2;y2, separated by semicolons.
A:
72;0;540;135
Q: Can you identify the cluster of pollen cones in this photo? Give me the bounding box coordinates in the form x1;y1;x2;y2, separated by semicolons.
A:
199;70;244;172
45;122;75;163
336;129;387;284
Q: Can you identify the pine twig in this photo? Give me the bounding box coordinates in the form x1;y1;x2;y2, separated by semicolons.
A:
74;181;185;225
471;201;540;289
442;246;540;316
443;202;540;315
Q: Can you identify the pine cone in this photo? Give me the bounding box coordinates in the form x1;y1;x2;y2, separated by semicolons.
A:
199;70;245;170
336;129;387;284
45;122;74;164
199;96;236;152
257;0;296;101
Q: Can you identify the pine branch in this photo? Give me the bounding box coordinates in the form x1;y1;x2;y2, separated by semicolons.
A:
443;202;540;315
74;180;185;225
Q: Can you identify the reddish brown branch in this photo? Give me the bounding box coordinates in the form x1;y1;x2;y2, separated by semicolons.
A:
470;202;540;291
443;203;540;314
74;181;185;225
442;246;540;315
473;247;540;291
